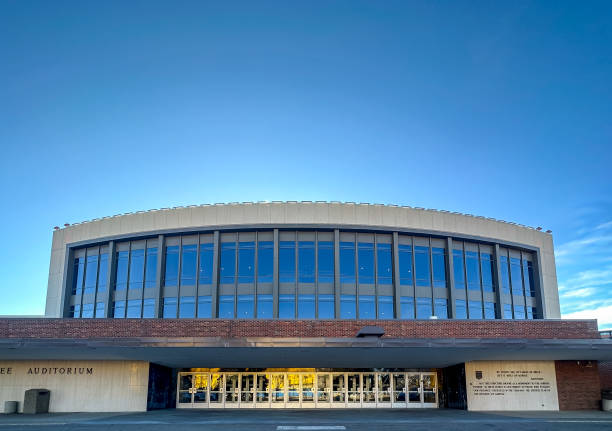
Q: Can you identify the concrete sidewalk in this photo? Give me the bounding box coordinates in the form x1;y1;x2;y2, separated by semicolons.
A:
0;409;611;430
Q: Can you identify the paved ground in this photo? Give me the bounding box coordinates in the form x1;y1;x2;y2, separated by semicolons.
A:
0;409;611;430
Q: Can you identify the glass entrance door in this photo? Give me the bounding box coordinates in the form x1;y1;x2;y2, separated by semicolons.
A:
331;374;345;407
407;373;421;407
301;374;315;407
392;373;406;408
255;373;270;408
209;373;223;406
347;374;361;407
270;374;285;407
287;373;300;406
422;373;437;407
193;374;208;405
241;374;255;407
362;373;376;407
178;374;193;405
377;373;391;407
316;373;331;407
225;374;240;408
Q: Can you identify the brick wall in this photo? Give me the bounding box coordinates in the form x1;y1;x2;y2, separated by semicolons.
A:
0;318;600;340
600;361;612;390
555;361;601;410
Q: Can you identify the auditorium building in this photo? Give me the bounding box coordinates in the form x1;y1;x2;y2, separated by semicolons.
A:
0;202;610;412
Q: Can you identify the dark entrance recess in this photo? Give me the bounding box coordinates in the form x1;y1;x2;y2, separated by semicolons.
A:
442;363;467;409
147;363;177;410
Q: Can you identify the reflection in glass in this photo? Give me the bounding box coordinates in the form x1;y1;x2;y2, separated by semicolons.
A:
434;298;448;319
357;242;374;284
257;294;273;319
198;244;214;285
194;374;208;403
503;303;513;319
393;374;406;403
455;299;467;319
162;297;177;318
317;374;330;402
238;242;255;283
318;294;335;319
271;374;285;403
197;296;212;318
468;300;483;319
510;257;523;296
98;253;108;291
480;253;494;292
279;241;296;283
210;373;222;403
178;374;192;404
113;300;126;318
218;295;234;318
318;241;334;284
407;374;420;403
340;242;356;284
378;296;394;319
143;298;155;318
81;303;94;318
416;297;432;319
95;302;105;318
500;255;511;294
377;243;393;285
453;249;465;289
466;251;480;291
115;251;129;290
398;244;413;285
298;241;315;283
358;295;375;319
400;296;414;319
164;246;179;287
422;374;436;404
257;241;273;283
514;305;526;319
241;374;254;403
332;374;345;402
362;374;375;403
126;299;141;318
179;296;195;318
129;249;145;290
220;243;236;284
415;246;431;287
287;374;300;402
347;374;360;403
432;248;446;288
73;257;85;294
144;248;157;288
84;255;98;295
377;373;391;402
302;374;315;402
298;294;315;319
180;245;197;286
340;295;356;319
484;302;496;319
237;294;254;318
225;374;239;403
256;374;270;403
523;260;535;297
279;294;295;319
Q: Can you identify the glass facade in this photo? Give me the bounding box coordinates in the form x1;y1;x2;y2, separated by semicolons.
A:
66;230;540;321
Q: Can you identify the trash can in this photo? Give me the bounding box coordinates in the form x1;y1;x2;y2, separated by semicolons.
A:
603;389;612;412
3;401;18;414
23;389;50;414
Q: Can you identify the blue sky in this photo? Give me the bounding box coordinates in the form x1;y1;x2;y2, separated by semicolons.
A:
0;1;610;327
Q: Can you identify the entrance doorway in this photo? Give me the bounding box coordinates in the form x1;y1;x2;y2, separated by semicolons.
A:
177;371;438;409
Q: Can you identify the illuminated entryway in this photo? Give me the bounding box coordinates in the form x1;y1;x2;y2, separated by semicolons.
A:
177;370;438;408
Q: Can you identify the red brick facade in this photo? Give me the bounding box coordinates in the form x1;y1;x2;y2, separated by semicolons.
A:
0;318;600;340
600;361;612;390
555;360;601;410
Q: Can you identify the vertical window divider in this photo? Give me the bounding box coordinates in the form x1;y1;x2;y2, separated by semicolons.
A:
447;237;456;319
410;236;416;318
234;236;238;318
462;246;469;318
195;234;201;319
493;244;504;319
314;231;319;319
428;237;434;317
211;231;219;319
153;235;164;318
273;229;279;319
392;232;400;320
374;235;379;319
478;245;485;317
334;229;340;319
294;232;298;319
254;231;258;319
354;235;359;320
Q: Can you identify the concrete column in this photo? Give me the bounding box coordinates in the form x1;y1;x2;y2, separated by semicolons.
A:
334;229;340;319
392;232;401;319
151;235;164;318
211;231;220;318
447;237;457;318
493;244;504;319
273;229;279;318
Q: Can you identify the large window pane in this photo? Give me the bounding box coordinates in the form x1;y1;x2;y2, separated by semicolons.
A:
503;303;513;319
180;245;197;286
465;251;480;291
279;241;296;283
144;248;157;289
414;246;431;287
453;250;465;289
197;296;212;318
523;260;535;297
298;241;315;283
358;295;375;319
95;302;105;318
340;295;356;319
398;245;413;286
484;302;496;319
514;305;526;319
510;258;523;296
480;253;494;292
279;294;295;319
73;257;85;295
257;294;273;319
238;242;255;284
237;295;254;318
317;241;334;284
218;295;234;318
71;304;81;318
127;299;141;318
455;299;467;319
84;255;98;295
257;241;273;283
527;306;535;319
378;296;393;319
220;243;236;284
115;251;129;291
298;294;315;319
500;256;510;294
318;294;335;319
129;249;145;290
432;248;446;288
357;243;374;284
468;301;483;319
340;242;356;284
377;243;392;285
164;246;179;287
416;297;432;319
113;300;126;318
434;298;448;319
97;253;108;291
400;296;414;319
81;303;94;318
179;296;195;318
163;297;177;318
143;298;155;318
198;244;214;285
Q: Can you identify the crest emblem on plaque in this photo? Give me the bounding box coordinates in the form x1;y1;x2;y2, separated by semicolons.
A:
475;371;483;380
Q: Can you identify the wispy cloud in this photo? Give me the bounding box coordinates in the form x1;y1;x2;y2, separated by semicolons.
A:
562;304;612;329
